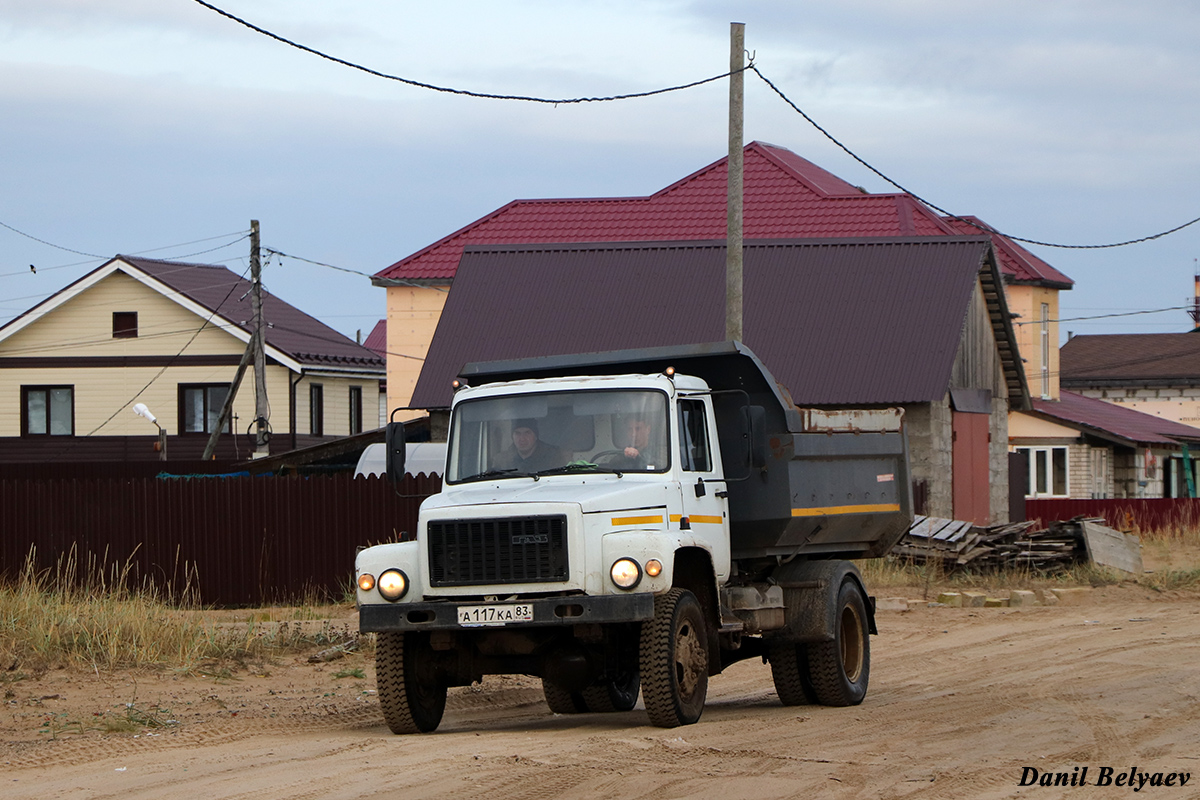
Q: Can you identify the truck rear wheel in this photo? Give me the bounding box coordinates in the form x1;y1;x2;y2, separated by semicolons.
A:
767;641;817;705
806;579;870;706
542;679;587;714
377;631;447;733
581;669;640;712
640;588;708;727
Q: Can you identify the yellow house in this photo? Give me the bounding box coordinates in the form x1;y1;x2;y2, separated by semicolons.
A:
0;255;385;463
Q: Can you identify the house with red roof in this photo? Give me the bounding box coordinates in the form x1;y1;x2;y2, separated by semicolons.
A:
1014;389;1200;499
408;237;1026;525
372;141;1074;412
0;256;385;464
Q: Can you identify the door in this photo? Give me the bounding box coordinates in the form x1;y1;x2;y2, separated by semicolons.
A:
952;411;991;525
676;398;730;580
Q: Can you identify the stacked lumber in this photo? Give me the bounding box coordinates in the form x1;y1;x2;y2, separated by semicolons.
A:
892;516;1088;571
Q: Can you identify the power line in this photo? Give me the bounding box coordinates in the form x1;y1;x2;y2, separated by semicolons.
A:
265;247;448;292
1013;305;1194;325
192;0;744;104
1;229;252;279
0;218;105;258
750;65;1200;251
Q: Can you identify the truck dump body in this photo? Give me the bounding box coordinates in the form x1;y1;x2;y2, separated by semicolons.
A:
458;340;912;561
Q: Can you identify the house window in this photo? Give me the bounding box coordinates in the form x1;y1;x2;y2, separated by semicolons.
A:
22;386;74;436
678;399;712;472
310;384;324;435
349;386;363;435
1015;446;1068;498
112;311;138;339
179;384;230;433
1165;456;1198;498
1040;303;1050;399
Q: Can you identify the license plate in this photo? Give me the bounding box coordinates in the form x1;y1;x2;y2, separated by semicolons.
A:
457;603;534;627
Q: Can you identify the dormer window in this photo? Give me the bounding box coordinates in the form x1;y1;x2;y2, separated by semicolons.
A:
113;311;138;338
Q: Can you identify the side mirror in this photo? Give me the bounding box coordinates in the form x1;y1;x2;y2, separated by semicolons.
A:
385;421;407;482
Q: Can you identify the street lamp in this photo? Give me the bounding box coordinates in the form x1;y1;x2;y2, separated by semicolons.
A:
133;403;167;461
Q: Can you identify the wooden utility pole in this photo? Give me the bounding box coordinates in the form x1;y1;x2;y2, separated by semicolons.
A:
726;22;745;343
250;219;270;457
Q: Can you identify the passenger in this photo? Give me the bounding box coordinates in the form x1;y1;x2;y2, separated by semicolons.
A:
496;418;566;472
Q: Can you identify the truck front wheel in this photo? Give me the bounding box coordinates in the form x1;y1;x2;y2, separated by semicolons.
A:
806;579;870;706
640;588;708;727
376;631;447;733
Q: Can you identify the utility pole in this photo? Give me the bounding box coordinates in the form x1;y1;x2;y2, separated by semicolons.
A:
250;219;270;458
726;22;745;343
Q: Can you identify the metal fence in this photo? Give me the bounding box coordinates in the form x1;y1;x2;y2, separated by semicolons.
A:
0;473;441;606
1026;498;1200;533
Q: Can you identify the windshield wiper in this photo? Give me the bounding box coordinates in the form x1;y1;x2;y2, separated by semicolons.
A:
535;463;624;477
459;468;532;483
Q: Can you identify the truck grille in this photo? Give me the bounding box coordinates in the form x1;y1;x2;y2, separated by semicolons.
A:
427;515;568;586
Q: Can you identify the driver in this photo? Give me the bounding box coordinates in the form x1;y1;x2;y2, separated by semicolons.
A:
609;414;662;470
496;418;566;472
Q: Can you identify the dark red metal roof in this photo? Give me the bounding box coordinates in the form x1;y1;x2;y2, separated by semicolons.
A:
409;237;1003;409
1061;333;1200;384
375;141;1070;291
1031;390;1200;445
941;216;1073;288
376;142;961;282
363;319;387;359
121;256;384;371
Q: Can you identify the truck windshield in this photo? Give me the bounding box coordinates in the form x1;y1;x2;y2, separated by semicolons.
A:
447;389;670;483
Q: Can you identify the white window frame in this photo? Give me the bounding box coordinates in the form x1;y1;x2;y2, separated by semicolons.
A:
1016;445;1069;498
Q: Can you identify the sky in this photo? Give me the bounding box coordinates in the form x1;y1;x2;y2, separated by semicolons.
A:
3;0;1200;346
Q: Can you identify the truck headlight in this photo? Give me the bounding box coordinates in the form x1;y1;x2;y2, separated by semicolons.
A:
377;569;409;601
610;558;642;589
358;573;376;592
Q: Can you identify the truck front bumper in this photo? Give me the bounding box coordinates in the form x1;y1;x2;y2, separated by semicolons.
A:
359;592;655;633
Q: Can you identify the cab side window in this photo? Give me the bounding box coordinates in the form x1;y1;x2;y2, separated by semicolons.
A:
678;399;712;472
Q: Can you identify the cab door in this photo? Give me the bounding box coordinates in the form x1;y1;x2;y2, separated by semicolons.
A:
676;397;730;581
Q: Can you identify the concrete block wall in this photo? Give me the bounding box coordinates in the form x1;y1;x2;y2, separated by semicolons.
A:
905;399;953;519
989;394;1010;523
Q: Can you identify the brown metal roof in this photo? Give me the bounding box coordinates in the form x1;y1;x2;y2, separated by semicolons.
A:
410;237;1022;409
120;256;384;371
1061;332;1200;386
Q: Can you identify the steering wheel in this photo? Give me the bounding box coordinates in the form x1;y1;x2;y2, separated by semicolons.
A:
590;449;628;464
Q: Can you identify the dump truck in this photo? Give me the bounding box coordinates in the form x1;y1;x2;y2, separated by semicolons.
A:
355;341;912;732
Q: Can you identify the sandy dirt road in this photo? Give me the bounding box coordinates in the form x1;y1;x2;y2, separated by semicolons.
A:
4;586;1199;800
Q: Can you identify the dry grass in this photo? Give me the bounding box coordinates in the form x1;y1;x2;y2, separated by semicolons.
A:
862;517;1200;598
0;547;360;675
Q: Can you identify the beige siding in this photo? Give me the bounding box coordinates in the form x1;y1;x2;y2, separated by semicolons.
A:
1004;284;1061;401
293;374;381;437
2;272;245;359
386;284;448;413
0;363;293;436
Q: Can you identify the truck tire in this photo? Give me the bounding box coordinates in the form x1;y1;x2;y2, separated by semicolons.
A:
581;669;640;713
542;679;587;714
767;641;817;706
376;631;447;733
640;588;708;727
806;579;870;706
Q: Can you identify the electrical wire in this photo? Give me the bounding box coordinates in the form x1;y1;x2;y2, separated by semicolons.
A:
750;65;1200;250
1;229;251;279
191;0;745;104
1013;305;1195;325
264;247;448;292
0;218;106;258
